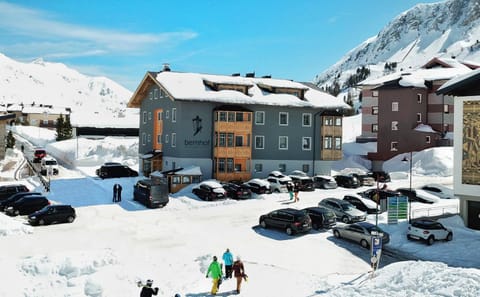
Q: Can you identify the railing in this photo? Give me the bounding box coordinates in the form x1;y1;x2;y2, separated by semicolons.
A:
411;205;459;220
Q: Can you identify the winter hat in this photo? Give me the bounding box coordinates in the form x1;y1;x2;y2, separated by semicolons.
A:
236;255;241;261
213;256;218;261
146;279;153;286
174;294;181;297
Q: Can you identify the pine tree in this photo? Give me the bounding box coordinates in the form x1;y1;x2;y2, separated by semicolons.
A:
6;130;15;149
56;114;65;141
56;114;73;141
63;115;73;139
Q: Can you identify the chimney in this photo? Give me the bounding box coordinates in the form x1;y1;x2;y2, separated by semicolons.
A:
162;63;171;72
231;73;240;76
245;72;255;78
261;75;271;79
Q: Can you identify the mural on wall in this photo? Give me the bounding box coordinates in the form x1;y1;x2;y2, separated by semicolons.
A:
463;101;480;185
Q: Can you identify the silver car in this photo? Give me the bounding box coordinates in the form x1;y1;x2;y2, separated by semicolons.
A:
333;221;390;249
319;197;367;223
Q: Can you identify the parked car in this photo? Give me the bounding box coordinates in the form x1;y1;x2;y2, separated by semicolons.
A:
40;156;59;175
222;182;252;199
33;148;47;163
95;163;138;179
334;174;361;188
0;192;42;211
395;188;439;204
266;175;292;193
289;171;314;191
318;198;367;223
367;171;391;182
27;205;76;226
313;175;338;189
357;188;401;202
420;184;454;199
259;208;312;235
133;179;169;208
333;221;390;248
0;184;30;202
302;207;337;230
243;178;272;194
343;194;380;214
5;195;50;216
192;180;227;201
407;219;453;245
351;173;375;186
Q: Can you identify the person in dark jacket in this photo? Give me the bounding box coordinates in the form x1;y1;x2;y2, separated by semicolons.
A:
139;279;159;297
113;183;123;202
293;182;300;202
232;256;246;294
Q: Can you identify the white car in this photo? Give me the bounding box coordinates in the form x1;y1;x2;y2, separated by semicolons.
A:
420;184;454;199
40;156;59;175
267;175;292;193
407;219;453;245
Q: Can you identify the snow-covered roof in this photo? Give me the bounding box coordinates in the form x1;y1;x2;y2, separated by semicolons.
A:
437;67;480;94
137;71;350;109
175;165;202;176
21;106;70;115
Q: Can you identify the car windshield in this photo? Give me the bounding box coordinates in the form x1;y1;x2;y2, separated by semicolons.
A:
366;225;384;233
341;204;355;211
45;160;57;165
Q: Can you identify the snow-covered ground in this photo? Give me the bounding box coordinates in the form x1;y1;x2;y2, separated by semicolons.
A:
1;117;479;297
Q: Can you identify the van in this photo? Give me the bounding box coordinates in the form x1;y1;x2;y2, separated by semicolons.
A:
96;163;139;179
133;179;169;208
41;156;59;175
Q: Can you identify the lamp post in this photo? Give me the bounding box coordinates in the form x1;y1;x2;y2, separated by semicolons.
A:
402;152;413;222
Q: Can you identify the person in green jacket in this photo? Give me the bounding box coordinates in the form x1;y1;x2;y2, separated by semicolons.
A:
206;256;223;295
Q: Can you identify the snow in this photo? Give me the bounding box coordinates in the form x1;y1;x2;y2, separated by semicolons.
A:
1;115;480;297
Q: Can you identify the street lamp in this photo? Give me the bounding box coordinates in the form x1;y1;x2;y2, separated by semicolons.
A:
402;152;413;222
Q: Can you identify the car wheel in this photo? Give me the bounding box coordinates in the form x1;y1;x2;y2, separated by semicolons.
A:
333;229;341;238
407;234;413;240
286;227;293;236
38;219;45;225
274;189;280;193
66;216;75;223
360;239;369;249
427;236;435;245
341;216;350;224
446;233;453;241
14;209;19;216
312;223;319;230
260;220;267;229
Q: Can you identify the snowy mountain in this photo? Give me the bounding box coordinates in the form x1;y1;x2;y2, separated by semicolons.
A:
314;0;480;91
0;53;138;127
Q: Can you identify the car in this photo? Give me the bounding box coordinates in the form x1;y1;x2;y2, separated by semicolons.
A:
289;171;314;191
133;179;169;208
243;178;272;194
357;188;401;202
367;171;391;182
313;175;338;189
407;219;453;245
302;207;337;230
33;148;47;163
222;182;252;199
259;208;312;235
0;184;30;202
333;221;390;249
0;192;42;211
27;205;76;226
395;188;439;204
318;198;367;223
40;156;59;175
95;163;139;179
351;173;375;186
333;174;361;188
266;175;292;193
5;195;50;216
343;194;380;214
192;180;227;201
420;184;454;199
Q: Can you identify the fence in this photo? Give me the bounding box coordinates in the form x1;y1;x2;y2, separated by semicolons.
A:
411;205;459;220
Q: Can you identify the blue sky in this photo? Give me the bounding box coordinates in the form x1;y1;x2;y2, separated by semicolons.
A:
0;0;441;91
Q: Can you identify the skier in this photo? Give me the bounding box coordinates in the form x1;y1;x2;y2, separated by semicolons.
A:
138;279;159;297
206;255;223;295
287;182;294;200
293;181;300;202
222;248;234;279
232;256;246;294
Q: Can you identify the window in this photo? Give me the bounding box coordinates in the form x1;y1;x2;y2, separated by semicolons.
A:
166;110;169;119
324;136;332;149
255;163;263;172
391;121;398;131
228;112;235;122
142;111;147;124
172;108;176;122
372;124;378;132
182;176;191;184
444;104;449;113
392;102;399;111
416;113;422;122
324;117;333;125
227;158;234;172
426;136;431;143
255;111;265;125
147;134;151;143
279;112;288;126
279;136;288;150
148;112;152;121
141;133;146;145
172;176;180;184
255;136;264;149
235;112;244;122
302;137;311;150
335;137;342;150
372;91;378;97
165;134;169;143
218;159;225;172
335;117;342;126
227;133;234;147
372;106;378;115
391;142;398;151
235;135;243;147
157;134;162;144
218;111;227;122
148;91;153;100
417;93;422;103
219;132;226;147
278;164;286;172
157;111;163;120
154;88;158;99
235;164;242;172
171;133;176;147
160;89;165;98
302;113;312;127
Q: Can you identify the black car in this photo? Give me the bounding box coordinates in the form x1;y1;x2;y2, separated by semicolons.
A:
0;192;42;211
358;188;401;202
396;188;435;204
133;179;169;208
28;205;76;226
302;207;337;230
0;184;30;202
259;208;312;235
96;163;139;179
343;194;380;214
192;181;227;201
334;174;361;188
5;196;50;216
222;183;252;199
367;171;391;182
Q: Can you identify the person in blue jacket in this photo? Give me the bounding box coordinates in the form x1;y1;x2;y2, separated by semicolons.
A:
222;248;234;279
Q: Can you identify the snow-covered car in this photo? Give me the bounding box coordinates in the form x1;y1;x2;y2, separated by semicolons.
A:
333;221;390;249
266;175;292;193
289;170;314;191
420;184;454;199
192;180;226;201
396;188;440;204
313;175;337;189
243;178;272;194
343;194;380;214
318;198;367;223
407;219;453;245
